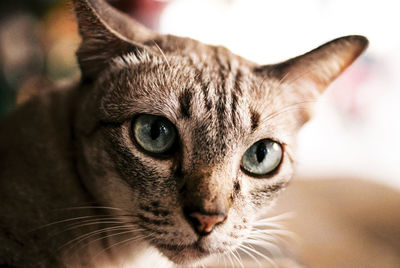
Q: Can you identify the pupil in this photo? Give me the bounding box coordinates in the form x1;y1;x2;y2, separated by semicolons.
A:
150;120;162;140
256;142;267;163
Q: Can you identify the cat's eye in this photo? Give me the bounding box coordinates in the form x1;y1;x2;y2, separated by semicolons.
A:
241;139;282;176
132;114;177;154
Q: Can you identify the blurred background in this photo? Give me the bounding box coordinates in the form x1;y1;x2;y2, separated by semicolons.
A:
0;0;399;189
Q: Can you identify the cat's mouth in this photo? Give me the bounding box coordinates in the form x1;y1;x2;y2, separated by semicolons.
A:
158;242;208;253
156;240;214;264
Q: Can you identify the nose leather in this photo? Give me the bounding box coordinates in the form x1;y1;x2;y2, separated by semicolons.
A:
188;212;226;235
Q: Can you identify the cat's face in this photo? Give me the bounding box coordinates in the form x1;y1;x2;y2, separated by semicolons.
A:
72;0;367;264
76;48;299;263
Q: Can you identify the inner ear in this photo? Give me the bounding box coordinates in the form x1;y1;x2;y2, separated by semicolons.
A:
73;0;157;81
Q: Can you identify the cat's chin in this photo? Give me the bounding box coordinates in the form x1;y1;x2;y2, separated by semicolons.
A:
156;242;213;264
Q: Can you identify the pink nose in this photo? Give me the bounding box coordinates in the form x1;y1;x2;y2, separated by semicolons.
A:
188;212;226;235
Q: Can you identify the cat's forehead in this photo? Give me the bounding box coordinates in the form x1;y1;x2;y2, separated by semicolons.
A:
101;42;277;126
107;39;269;102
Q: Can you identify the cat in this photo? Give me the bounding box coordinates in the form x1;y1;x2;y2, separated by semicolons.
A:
0;0;368;267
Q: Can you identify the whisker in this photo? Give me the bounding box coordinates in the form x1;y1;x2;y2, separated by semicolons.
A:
233;248;244;268
58;225;134;252
229;248;244;268
261;100;318;125
251;222;284;229
250;229;295;239
237;244;262;268
246;234;284;251
30;214;120;232
153;40;171;70
77;228;143;252
244;238;281;253
63;217;130;229
263;70;291;103
250;228;285;240
254;212;295;223
221;252;227;268
57;206;125;212
238;244;277;268
91;233;153;262
254;231;299;246
53;220;126;238
246;233;278;243
226;250;235;268
254;65;326;128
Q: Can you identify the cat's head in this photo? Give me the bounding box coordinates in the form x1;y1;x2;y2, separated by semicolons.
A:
72;0;368;264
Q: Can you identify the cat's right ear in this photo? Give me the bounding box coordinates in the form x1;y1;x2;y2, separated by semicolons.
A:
73;0;156;81
260;35;368;97
256;35;368;125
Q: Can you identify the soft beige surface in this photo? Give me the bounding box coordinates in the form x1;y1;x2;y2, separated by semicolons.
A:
269;178;400;268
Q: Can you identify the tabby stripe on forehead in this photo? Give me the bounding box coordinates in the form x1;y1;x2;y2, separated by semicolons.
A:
178;87;192;118
214;49;229;136
231;91;239;127
194;68;213;110
250;109;260;131
201;82;212;110
216;90;227;137
233;69;243;96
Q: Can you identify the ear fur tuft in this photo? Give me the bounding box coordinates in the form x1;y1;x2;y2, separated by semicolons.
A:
73;0;156;80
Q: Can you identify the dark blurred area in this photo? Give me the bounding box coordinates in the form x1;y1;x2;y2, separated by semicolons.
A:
0;0;169;118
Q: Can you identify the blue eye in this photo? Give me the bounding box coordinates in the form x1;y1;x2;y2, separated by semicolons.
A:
133;115;177;154
241;139;282;176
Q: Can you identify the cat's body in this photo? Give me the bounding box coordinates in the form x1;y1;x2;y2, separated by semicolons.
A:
0;86;115;267
0;0;368;267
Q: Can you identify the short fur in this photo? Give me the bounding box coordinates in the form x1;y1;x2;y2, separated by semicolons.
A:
0;0;367;267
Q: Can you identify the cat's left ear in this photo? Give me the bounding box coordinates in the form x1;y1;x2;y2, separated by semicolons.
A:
259;35;368;97
73;0;156;81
